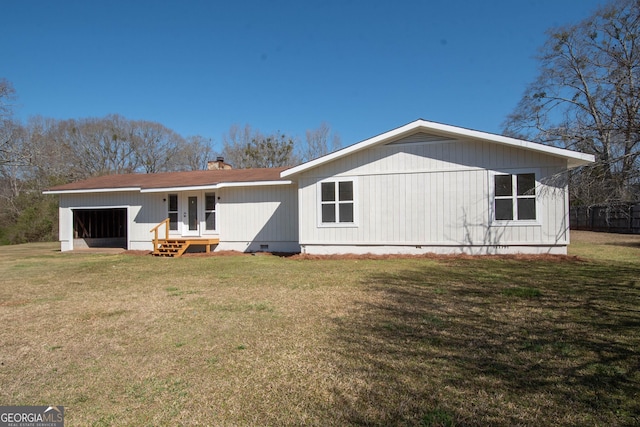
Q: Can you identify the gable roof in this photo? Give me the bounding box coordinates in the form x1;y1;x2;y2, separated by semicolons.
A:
45;120;596;195
281;119;595;178
44;167;291;194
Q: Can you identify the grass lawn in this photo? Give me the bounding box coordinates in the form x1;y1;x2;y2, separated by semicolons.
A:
0;232;639;426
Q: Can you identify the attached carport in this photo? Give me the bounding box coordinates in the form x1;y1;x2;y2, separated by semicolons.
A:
73;208;127;249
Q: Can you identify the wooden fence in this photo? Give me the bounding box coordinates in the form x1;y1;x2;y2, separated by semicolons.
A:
570;203;640;234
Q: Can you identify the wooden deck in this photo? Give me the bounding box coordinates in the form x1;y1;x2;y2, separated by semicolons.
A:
150;219;219;257
153;238;220;257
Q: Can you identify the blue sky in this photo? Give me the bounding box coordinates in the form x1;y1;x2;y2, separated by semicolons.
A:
2;0;606;151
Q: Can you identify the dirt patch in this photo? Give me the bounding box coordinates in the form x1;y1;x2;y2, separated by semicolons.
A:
0;299;30;307
290;252;582;262
178;250;578;262
70;248;126;255
181;250;247;257
127;231;638;260
122;250;152;256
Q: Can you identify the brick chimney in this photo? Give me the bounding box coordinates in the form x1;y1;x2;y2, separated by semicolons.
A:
207;157;232;170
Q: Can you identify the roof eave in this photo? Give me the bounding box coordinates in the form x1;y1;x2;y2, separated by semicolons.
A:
567;156;596;169
438;126;596;168
43;187;142;195
140;180;293;193
281;119;596;178
281;121;420;178
44;180;294;195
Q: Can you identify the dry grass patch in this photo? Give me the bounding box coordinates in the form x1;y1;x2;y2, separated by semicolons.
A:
0;235;638;426
569;229;640;262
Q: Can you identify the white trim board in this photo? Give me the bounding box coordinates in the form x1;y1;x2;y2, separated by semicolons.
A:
281;119;595;178
45;181;293;195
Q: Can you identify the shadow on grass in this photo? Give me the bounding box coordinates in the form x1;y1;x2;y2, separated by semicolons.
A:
329;258;640;426
606;241;640;249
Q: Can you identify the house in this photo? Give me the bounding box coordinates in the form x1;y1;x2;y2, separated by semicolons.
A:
44;167;299;254
44;119;595;255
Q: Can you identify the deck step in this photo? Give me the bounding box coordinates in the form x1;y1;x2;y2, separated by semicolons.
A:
154;242;186;257
152;238;220;258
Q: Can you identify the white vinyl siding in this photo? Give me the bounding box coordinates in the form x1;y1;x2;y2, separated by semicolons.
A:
58;191;167;251
58;185;298;252
296;134;568;250
217;184;299;252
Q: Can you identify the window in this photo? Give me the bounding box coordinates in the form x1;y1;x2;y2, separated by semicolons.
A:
205;192;216;231
187;196;198;231
494;173;536;221
168;194;178;230
320;180;355;224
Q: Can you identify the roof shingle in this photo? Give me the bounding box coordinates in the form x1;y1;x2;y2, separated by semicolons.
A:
46;167;290;192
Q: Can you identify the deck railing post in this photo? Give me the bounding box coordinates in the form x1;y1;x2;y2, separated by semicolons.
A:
150;218;170;253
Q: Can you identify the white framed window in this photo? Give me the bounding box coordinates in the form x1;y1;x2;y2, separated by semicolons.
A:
318;178;357;227
493;173;537;222
205;192;216;231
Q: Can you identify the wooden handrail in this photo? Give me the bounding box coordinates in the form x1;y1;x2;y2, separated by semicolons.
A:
150;218;170;252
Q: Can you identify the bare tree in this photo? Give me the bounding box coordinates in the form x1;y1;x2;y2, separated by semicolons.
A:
181;135;217;170
0;104;61;244
50;115;138;179
31;115;197;178
0;103;220;243
130;119;187;173
221;124;257;168
504;0;640;205
221;124;298;168
0;79;15;118
0;124;27;210
0;78;18;165
25;116;72;184
300;122;342;162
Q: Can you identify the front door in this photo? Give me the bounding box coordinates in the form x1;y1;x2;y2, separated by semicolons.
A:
182;193;200;237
